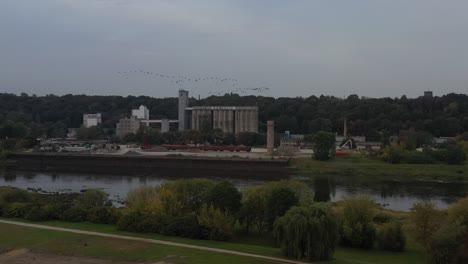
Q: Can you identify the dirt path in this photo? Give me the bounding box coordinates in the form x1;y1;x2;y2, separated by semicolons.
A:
0;219;309;264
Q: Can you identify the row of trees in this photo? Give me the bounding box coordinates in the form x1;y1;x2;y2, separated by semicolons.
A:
1;92;467;141
1;181;467;262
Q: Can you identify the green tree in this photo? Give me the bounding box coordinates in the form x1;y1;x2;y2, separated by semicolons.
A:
312;131;336;161
274;204;338;261
377;221;406;251
410;201;444;251
198;204;234;241
339;196;377;249
206;181;242;215
428;221;467;264
265;187;299;228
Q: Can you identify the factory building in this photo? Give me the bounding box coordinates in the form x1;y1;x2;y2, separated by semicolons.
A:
116;116;141;137
132;105;149;120
190;106;258;134
83;113;102;128
116;90;258;137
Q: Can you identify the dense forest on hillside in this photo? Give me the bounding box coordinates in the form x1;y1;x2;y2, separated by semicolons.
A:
0;92;467;141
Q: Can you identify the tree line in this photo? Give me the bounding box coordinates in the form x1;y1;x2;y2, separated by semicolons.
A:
1;92;467;140
1;180;467;263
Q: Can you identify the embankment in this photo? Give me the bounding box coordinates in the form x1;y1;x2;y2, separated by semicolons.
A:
6;152;292;180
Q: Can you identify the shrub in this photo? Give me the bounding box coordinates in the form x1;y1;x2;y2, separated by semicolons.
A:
428;221;467;264
61;207;88;222
377;221;406;251
448;197;468;226
3;202;31;218
117;211;162;233
75;189;110;210
274;204;338;261
25;206;50;222
160;214;202;239
206;181;242;215
373;212;393;224
404;151;434;164
265;187;299;228
410;201;443;251
312;131;336;161
339;196;376;249
198;204;234;241
0;188;30;203
381;145;405;164
87;207;119;224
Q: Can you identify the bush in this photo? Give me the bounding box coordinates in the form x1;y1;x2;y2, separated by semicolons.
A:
312;131;336;161
428;222;467;264
25;206;50;222
0;188;30;203
117;211;162;233
448;197;468;226
373;212;393;224
206;181;242;215
377;221;406;251
265;187;299;228
404;151;435;164
198;204;234;241
381;145;405;164
274;204;338;261
339;196;376;249
160;214;202;239
87;207;119;224
410;201;443;251
61;207;88;222
3;202;31;218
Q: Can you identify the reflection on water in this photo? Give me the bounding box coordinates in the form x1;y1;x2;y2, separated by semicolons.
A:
1;171;467;211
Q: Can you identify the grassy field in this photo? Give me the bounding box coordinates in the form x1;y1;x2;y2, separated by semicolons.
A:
0;223;279;264
0;218;426;264
292;156;467;182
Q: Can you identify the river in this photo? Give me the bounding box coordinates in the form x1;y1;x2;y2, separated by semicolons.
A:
1;170;466;211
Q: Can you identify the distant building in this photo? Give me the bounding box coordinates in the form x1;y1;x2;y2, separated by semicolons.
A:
190;106;258;134
424;91;433;98
83;113;102;128
132;105;149;120
280;131;305;147
115;90;259;136
116;116;141;137
67;128;78;139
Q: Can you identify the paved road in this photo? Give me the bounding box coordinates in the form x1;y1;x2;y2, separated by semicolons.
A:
0;219;310;264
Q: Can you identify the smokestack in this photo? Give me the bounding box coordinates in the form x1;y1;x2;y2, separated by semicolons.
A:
344;118;348;138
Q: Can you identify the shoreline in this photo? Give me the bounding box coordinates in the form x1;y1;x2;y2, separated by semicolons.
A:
6;152;293;180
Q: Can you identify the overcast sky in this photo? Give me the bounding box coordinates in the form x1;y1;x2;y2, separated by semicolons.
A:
1;0;467;98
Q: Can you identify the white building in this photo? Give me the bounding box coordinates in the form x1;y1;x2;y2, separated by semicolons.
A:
132;105;149;120
83;113;102;128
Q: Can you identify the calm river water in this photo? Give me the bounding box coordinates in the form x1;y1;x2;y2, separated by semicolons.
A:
1;170;466;211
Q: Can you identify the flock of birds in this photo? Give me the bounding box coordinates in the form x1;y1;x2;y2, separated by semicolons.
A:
116;70;270;96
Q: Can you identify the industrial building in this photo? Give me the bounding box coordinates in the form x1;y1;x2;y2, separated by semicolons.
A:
116;116;141;137
83;113;102;128
115;90;258;137
190;106;258;134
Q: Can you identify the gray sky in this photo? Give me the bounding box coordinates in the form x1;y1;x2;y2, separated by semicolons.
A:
1;0;468;98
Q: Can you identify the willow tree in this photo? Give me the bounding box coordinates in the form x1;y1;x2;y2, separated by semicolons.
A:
274;204;338;261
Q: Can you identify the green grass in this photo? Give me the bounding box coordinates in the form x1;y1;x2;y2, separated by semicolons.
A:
0;222;277;264
292;156;468;182
0;218;427;264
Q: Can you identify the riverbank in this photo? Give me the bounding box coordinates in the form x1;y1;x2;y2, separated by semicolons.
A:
0;217;426;264
292;157;468;182
6;152;293;180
